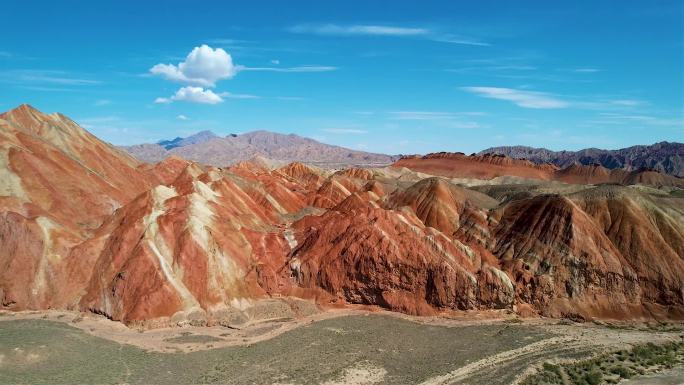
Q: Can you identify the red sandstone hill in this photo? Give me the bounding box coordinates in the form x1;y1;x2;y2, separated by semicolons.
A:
394;153;559;181
393;152;684;188
1;105;683;325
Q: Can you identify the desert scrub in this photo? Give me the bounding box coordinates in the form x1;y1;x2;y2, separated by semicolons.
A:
520;341;684;385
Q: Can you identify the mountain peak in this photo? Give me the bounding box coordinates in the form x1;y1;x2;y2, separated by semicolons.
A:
157;130;218;150
1;103;45;121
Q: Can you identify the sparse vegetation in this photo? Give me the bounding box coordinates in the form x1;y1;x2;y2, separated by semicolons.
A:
3;316;682;385
521;341;684;385
0;316;550;385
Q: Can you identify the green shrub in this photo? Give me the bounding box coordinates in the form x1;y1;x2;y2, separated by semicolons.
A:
610;365;632;378
585;370;602;385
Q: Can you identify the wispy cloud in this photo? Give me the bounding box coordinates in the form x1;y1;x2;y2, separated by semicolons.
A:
206;38;251;46
610;99;644;106
0;70;101;86
573;68;601;73
448;121;482;129
239;65;337;73
94;99;111;106
430;34;491;46
219;91;260;99
461;87;569;109
322;128;368;134
16;85;79;92
288;23;489;46
388;111;485;120
289;24;428;37
446;65;537;73
276;96;306;101
177;114;189;121
593;113;684;127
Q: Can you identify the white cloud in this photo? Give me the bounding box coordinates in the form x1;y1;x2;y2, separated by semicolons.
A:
177;114;189;120
240;65;337;73
289;24;428;36
270;59;280;65
155;86;223;104
461;87;569;109
322;128;368;134
150;45;238;87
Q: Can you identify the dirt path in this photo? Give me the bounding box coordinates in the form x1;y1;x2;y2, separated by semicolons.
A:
0;307;522;353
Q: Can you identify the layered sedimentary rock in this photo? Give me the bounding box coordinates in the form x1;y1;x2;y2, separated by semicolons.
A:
395;153;684;188
1;105;683;325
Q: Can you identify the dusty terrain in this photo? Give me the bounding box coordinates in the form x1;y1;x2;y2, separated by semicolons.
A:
1;310;683;384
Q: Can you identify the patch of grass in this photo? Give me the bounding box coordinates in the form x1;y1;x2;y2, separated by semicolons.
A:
521;341;684;385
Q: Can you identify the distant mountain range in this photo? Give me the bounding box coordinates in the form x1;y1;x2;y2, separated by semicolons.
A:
479;142;684;177
126;131;683;176
123;130;396;168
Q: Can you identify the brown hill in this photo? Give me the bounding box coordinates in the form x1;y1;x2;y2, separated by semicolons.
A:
124;130;396;168
480;142;684;177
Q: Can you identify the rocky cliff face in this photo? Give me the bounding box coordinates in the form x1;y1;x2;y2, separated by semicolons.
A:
1;105;683;325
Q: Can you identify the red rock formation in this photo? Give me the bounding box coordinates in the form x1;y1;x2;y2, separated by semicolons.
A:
393;153;558;181
394;153;683;187
275;162;325;189
334;167;375;180
1;105;682;325
289;205;515;315
0;105;154;310
386;177;497;236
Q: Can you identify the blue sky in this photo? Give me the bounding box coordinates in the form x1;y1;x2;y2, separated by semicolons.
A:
1;0;682;154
